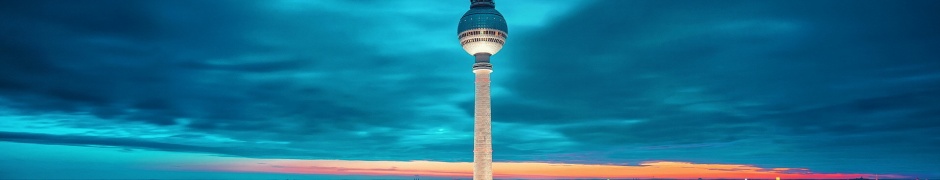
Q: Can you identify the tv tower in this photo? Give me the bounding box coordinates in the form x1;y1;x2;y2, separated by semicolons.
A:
457;0;507;180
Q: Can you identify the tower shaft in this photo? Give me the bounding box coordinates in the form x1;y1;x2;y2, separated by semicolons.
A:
473;54;493;180
459;0;504;178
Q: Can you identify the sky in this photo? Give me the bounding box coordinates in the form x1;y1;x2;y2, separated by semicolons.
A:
1;0;939;179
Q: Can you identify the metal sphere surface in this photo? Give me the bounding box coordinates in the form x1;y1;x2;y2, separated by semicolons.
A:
458;0;508;55
458;8;508;34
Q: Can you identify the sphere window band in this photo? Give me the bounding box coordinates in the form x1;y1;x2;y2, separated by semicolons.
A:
460;38;505;46
459;30;508;39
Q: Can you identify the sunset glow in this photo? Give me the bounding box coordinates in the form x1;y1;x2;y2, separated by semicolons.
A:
171;159;902;179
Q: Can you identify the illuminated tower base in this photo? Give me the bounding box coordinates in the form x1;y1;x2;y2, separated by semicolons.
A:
472;53;493;180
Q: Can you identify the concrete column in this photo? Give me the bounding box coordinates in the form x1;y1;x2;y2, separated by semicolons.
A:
473;60;493;180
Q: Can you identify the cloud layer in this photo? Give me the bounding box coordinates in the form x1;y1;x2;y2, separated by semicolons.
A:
1;0;938;177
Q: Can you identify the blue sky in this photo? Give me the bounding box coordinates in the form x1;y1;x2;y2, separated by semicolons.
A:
1;0;938;179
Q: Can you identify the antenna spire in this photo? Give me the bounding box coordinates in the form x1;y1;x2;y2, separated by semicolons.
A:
470;0;495;8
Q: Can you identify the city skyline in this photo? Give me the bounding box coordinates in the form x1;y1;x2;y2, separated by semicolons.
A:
1;0;939;179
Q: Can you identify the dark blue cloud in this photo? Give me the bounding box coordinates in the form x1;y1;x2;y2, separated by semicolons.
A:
0;0;474;161
1;0;939;177
486;0;940;176
0;131;236;155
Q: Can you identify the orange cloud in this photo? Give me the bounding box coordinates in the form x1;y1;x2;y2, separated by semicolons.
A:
172;159;902;179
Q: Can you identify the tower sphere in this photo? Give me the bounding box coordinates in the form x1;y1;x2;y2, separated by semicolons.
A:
458;0;508;56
